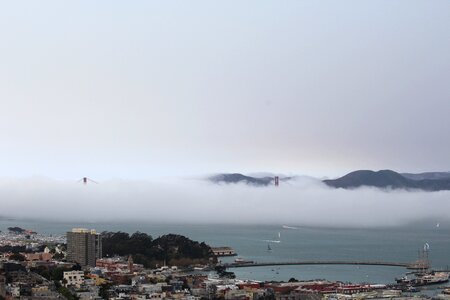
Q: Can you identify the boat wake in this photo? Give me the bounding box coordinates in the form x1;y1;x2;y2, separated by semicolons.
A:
282;225;298;230
263;240;281;243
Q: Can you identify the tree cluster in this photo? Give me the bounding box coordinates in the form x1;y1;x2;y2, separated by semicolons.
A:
8;253;25;261
101;231;213;268
0;245;27;253
7;227;26;234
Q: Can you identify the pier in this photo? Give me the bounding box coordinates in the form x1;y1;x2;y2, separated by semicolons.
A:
223;260;428;270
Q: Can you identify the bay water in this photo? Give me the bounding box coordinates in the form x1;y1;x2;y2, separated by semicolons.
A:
1;218;449;285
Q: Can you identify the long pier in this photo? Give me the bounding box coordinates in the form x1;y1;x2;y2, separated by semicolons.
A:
224;260;427;270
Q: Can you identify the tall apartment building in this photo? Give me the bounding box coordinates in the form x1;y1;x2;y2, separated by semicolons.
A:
66;228;102;267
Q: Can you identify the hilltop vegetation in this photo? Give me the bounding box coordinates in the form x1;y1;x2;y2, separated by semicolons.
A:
101;232;214;268
323;170;450;191
7;227;37;234
209;173;293;186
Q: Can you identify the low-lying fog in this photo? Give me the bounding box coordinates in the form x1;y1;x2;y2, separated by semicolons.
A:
0;176;448;228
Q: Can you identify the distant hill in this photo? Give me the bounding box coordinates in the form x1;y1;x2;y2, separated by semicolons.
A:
209;173;291;186
323;170;450;191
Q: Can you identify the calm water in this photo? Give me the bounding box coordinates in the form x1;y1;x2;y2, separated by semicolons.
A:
1;218;450;285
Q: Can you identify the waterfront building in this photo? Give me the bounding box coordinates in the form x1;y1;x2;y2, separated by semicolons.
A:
211;247;236;257
66;228;102;267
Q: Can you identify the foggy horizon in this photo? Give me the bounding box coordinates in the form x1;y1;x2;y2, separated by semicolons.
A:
1;176;449;228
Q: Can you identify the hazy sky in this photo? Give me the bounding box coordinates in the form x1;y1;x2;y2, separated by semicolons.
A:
1;1;449;180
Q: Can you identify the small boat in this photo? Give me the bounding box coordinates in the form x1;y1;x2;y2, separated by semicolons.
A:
267;244;272;251
234;258;254;264
396;275;414;285
406;286;419;293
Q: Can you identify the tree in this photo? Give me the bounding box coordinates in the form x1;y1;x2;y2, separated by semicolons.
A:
58;286;79;300
99;283;112;300
9;253;25;261
53;252;64;260
50;267;66;281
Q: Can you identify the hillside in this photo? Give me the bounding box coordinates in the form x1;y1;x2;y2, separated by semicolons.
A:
101;232;213;268
401;172;450;181
323;170;450;191
209;173;275;186
209;173;295;186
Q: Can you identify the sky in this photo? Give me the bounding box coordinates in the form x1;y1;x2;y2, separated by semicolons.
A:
0;1;449;180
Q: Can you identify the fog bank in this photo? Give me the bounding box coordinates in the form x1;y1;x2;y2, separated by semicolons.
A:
0;177;448;227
